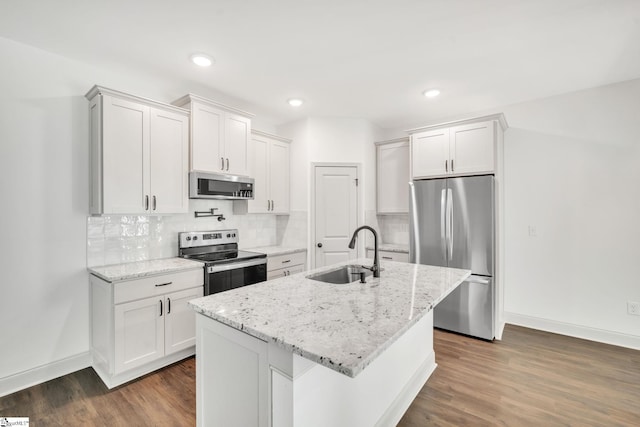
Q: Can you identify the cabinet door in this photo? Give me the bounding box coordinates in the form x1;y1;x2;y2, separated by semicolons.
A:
191;101;224;173
224;113;251;176
149;108;189;213
247;135;270;213
269;140;290;214
102;95;150;213
114;296;164;374
411;128;450;178
450;121;495;175
377;140;410;213
164;286;203;355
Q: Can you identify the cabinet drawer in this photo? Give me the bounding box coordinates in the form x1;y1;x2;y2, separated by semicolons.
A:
267;264;306;281
267;252;306;272
114;269;203;304
367;249;409;263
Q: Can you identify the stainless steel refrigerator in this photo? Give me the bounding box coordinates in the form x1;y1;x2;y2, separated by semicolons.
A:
409;175;495;340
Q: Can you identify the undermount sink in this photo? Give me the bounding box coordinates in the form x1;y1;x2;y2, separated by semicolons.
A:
306;264;374;284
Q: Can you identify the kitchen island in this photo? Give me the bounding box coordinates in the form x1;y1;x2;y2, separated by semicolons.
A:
189;259;469;427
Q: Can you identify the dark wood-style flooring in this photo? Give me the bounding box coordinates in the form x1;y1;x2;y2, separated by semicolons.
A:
1;325;638;426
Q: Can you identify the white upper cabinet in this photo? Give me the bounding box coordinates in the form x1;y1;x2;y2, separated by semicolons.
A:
410;115;506;179
173;94;253;176
376;138;410;214
235;130;291;214
86;86;189;215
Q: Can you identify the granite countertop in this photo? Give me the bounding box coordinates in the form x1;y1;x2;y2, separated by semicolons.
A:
246;245;307;257
189;258;469;378
366;243;409;253
88;257;204;282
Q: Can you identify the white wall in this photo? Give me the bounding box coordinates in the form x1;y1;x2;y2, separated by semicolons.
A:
0;36;279;395
278;117;382;260
502;79;640;346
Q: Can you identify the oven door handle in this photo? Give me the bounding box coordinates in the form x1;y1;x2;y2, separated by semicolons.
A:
207;258;266;274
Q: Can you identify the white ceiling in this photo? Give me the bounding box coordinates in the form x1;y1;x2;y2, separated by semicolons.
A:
2;0;640;129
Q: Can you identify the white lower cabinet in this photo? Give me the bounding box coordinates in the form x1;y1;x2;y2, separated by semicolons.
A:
267;252;306;280
367;249;409;263
91;268;203;388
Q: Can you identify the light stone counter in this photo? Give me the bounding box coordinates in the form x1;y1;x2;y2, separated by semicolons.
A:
189;258;469;377
88;257;204;282
366;243;409;253
245;245;306;257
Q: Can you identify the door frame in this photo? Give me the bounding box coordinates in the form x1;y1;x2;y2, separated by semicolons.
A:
310;162;362;270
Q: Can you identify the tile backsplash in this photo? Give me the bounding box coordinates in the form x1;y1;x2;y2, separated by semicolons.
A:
276;210;307;247
87;199;279;267
364;210;409;246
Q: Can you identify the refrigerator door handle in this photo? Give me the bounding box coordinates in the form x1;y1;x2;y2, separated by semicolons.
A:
447;188;453;260
466;276;491;285
440;189;447;259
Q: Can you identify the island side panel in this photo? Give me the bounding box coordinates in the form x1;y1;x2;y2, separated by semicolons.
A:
196;314;269;427
291;311;435;427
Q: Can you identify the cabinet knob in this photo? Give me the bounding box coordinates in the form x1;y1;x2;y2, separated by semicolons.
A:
317;243;323;248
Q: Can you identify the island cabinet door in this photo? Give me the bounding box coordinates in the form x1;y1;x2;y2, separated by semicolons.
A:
114;296;164;374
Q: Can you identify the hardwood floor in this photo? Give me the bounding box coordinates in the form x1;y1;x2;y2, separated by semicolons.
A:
1;325;638;426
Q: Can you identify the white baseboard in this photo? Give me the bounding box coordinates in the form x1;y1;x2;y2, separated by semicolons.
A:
0;352;91;398
504;312;640;350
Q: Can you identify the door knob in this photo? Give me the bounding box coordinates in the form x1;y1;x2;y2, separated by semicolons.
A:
317;243;323;248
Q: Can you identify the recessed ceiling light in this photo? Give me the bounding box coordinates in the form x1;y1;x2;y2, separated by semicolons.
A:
423;89;440;98
190;53;214;67
288;98;303;107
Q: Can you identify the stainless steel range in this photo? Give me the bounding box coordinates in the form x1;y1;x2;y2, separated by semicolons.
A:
178;229;267;296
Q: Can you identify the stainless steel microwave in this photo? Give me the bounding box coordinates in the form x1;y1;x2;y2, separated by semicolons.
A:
189;171;255;200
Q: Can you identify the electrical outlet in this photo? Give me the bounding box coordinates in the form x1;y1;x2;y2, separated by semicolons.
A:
528;225;537;237
628;301;640;316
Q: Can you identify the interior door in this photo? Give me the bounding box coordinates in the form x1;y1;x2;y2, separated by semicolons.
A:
314;166;358;268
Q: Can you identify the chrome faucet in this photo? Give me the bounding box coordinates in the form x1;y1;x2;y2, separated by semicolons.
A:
348;225;380;278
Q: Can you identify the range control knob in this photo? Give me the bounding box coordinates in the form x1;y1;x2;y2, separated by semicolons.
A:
193;236;198;240
186;236;191;241
227;233;231;238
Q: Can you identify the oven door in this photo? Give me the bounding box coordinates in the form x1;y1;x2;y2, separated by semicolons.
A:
205;258;267;295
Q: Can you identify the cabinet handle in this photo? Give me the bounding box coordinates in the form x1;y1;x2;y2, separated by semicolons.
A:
451;159;454;172
445;160;448;172
271;200;275;211
226;158;229;171
155;281;172;287
282;259;291;264
167;297;171;314
221;157;224;170
382;256;393;260
152;195;157;211
159;299;163;316
145;195;149;210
